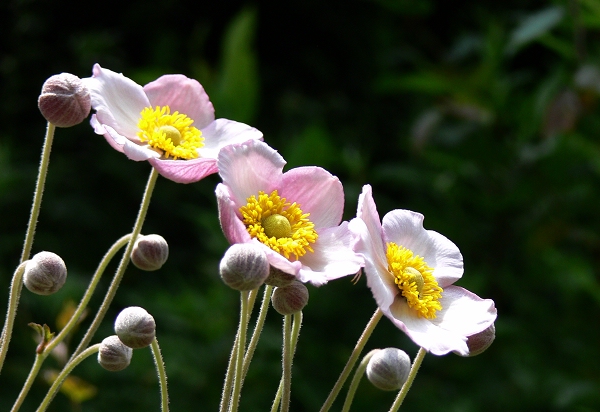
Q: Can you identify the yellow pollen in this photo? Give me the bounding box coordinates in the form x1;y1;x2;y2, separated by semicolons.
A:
386;242;443;319
240;190;318;260
137;106;204;160
263;214;293;239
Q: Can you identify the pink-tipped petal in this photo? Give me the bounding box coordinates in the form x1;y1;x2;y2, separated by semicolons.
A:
83;64;150;138
217;140;285;206
216;183;253;245
149;157;218;184
278;167;344;229
143;74;215;128
101;122;158;161
297;223;364;285
356;185;388;273
200;119;264;159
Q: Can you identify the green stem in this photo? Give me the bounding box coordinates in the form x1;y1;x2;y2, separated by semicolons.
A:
341;350;378;412
3;235;132;408
46;234;132;356
151;337;169;412
230;290;250;412
242;285;273;380
21;121;56;263
1;122;56;374
280;314;292;412
273;311;302;412
0;262;27;373
34;344;101;412
219;332;239;412
10;353;44;412
320;308;383;412
388;347;427;412
70;168;159;360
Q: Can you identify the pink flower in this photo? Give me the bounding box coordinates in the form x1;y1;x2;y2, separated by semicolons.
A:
216;139;363;286
83;64;263;183
350;185;497;355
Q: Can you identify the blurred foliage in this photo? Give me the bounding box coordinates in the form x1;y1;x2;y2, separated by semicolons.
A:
1;0;600;411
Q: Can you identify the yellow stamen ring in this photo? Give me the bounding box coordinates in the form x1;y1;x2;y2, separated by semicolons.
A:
137;106;204;160
386;242;442;319
240;190;318;260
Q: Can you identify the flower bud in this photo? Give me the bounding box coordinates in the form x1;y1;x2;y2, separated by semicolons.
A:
264;266;296;287
98;335;133;371
219;243;270;291
271;281;309;315
23;251;67;295
38;73;91;127
131;234;169;271
114;306;156;349
366;348;411;391
456;323;496;357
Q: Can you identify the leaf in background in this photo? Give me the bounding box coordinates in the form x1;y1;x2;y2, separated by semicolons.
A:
506;6;565;54
212;7;259;124
44;369;97;404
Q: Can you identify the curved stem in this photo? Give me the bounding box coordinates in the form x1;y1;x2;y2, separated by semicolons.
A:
242;285;273;380
70;168;159;359
21;121;56;263
388;347;427;412
35;344;101;412
1;122;56;374
151;337;169;412
0;262;27;373
10;353;44;412
320;308;383;412
230;290;250;412
341;350;378;412
46;234;132;356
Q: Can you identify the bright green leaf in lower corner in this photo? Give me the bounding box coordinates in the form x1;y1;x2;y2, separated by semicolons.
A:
212;7;259;124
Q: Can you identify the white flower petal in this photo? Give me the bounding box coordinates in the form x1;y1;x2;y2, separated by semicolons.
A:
296;222;364;285
432;286;497;337
199;119;264;159
83;64;150;138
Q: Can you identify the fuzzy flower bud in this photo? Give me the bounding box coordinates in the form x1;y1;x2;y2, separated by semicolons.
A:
98;335;133;371
366;348;411;391
23;251;67;295
455;323;496;357
271;281;309;315
219;243;270;291
131;234;169;271
114;306;156;349
38;73;91;127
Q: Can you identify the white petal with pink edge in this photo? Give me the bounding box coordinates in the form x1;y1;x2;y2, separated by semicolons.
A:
83;64;150;138
200;119;264;159
149;157;218;184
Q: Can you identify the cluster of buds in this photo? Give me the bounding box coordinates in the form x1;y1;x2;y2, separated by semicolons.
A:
98;306;156;372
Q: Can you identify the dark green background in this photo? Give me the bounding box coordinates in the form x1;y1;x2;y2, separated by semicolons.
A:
1;0;599;410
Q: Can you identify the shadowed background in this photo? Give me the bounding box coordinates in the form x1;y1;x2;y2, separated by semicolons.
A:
1;0;600;410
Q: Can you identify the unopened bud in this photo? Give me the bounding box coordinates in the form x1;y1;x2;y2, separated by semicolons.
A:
38;73;91;127
271;281;309;315
98;335;133;371
366;348;411;391
114;306;156;349
131;234;169;271
264;266;296;287
219;243;270;291
456;323;496;357
23;251;67;295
